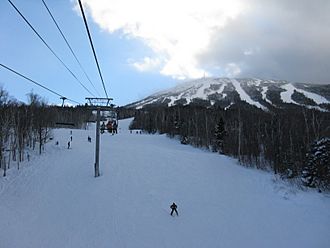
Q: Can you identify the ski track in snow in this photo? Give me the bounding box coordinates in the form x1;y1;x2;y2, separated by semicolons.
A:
280;84;329;111
281;83;330;105
230;79;267;110
0;118;330;248
261;86;272;104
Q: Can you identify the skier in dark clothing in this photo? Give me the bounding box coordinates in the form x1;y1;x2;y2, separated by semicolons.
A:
113;121;118;134
100;122;105;134
170;202;178;216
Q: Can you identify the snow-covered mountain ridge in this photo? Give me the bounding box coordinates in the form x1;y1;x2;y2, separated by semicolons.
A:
126;78;330;111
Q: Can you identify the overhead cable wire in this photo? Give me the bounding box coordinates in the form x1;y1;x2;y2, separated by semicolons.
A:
0;63;81;105
41;0;101;97
6;0;95;97
77;0;109;98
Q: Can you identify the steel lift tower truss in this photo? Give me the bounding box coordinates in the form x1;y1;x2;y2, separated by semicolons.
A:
86;97;114;177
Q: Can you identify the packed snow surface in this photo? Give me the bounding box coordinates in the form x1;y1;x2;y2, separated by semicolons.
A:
0;118;329;248
281;83;330;105
261;86;272;104
230;79;267;110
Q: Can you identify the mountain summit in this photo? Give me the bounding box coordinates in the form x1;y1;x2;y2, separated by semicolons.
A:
126;78;330;111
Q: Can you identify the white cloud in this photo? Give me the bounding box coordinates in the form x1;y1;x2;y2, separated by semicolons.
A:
130;57;161;72
78;0;330;83
79;0;245;79
225;63;241;77
244;49;253;56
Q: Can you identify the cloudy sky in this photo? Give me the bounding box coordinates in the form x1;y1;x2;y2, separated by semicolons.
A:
0;0;329;106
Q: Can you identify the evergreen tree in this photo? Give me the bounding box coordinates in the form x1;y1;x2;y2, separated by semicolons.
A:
214;117;225;154
302;137;330;191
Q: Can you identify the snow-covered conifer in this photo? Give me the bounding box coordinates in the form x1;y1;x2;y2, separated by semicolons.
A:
302;137;330;191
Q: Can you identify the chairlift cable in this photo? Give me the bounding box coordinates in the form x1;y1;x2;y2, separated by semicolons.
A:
6;0;95;97
77;0;109;98
0;63;81;105
41;0;101;97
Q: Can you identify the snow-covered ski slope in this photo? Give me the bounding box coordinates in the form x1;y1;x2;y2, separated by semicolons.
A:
0;118;329;248
230;79;267;110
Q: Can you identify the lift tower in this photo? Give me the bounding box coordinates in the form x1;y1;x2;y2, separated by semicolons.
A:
86;97;114;177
